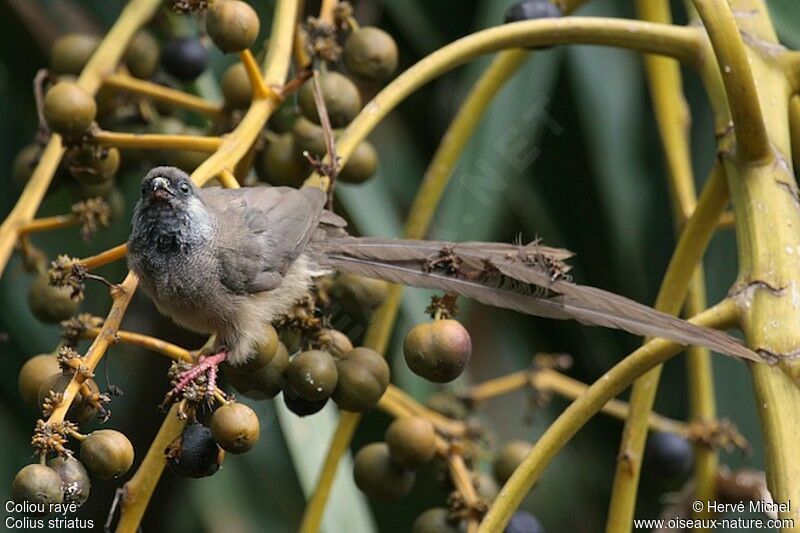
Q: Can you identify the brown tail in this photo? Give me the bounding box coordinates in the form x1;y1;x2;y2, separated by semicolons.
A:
314;236;759;363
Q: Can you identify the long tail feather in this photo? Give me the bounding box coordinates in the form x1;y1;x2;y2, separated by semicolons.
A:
314;237;759;363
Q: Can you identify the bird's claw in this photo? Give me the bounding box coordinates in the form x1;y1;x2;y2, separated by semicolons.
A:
162;349;229;408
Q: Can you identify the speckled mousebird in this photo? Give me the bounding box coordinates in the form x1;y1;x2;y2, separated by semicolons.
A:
127;167;759;398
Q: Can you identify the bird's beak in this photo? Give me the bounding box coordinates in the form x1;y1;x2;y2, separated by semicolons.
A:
150;177;173;201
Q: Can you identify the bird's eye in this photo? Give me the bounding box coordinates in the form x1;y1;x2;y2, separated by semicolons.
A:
179;182;190;194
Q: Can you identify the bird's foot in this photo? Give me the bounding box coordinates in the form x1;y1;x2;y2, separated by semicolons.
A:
162;349;229;408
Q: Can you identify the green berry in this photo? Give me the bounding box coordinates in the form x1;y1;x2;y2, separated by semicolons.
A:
80;429;134;480
298;72;361;128
343;27;399;81
206;0;260;53
210;402;260;454
353;442;415;501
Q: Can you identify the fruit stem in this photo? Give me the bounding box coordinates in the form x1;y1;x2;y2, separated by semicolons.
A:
309;68;340;206
77;244;128;271
238;49;272;100
217;168;241;189
92;130;223;151
467;368;689;436
478;299;741;532
383;385;467;437
102;73;223;117
16;214;81;236
445;451;483;530
318;0;337;25
82;327;193;363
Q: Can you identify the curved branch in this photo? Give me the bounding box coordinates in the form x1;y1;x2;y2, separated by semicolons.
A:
605;1;719;526
691;0;771;162
606;162;729;529
479;299;740;532
303;16;703;188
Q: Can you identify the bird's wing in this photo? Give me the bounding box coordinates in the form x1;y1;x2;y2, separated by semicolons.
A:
202;186;330;294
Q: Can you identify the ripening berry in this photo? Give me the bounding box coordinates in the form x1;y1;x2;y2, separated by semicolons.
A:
268;101;301;133
329;273;389;316
505;511;545;533
319;329;354;359
210;402;260;454
257;133;306;187
50;34;100;76
331;347;389;412
474;471;500;502
286;350;338;402
167;421;225;478
37;373;101;426
493;439;533;484
12;144;42;191
343;27;399;81
18;354;60;409
339;141;378;184
43;82;97;138
11;464;64;512
403;319;472;383
298;72;362;128
161;38;209;81
68;147;120;185
229;341;290;399
353;443;415;501
47;456;91;506
205;0;260;53
221;63;252;109
385;417;437;468
292;117;327;159
80;429;134;480
27;272;79;324
412;508;461;533
125;31;160;80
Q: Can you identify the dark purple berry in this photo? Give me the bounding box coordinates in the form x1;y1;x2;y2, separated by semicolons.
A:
505;511;545;533
283;389;328;417
503;1;562;50
504;0;562;23
645;432;693;480
166;421;224;478
161;38;209;81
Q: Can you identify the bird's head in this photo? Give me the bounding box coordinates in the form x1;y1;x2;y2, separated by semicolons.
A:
139;166;202;210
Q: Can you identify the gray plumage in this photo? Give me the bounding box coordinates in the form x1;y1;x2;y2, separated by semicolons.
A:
128;167;760;366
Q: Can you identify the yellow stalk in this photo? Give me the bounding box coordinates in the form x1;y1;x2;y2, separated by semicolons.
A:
102;73;223;117
479;299;741;531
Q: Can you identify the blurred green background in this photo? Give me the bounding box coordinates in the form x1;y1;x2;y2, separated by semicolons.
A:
1;0;799;531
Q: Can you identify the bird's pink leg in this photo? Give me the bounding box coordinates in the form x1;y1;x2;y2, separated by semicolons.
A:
166;349;228;401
